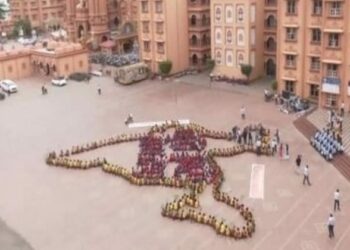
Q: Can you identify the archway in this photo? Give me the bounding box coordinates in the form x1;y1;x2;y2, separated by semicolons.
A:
265;59;276;76
46;63;51;76
114;17;120;27
101;36;108;42
191;15;197;26
123;40;133;53
191;35;198;46
192;54;198;65
266;37;276;51
78;25;84;38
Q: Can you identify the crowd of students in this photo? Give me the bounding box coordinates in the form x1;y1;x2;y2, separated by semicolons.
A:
310;110;344;161
45;121;277;239
311;129;344;161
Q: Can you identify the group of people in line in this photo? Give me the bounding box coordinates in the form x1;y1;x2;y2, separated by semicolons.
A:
45;121;280;239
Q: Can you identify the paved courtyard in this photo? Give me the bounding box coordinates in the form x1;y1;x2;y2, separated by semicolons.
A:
0;75;350;250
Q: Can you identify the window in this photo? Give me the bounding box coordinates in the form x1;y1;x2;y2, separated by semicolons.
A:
286;28;297;41
327;64;338;77
237;6;244;23
237;52;244;67
312;0;322;15
329;2;341;17
285;81;295;93
157;42;164;54
226;30;233;44
326;94;337;107
310;57;320;71
215;5;222;22
311;29;321;44
141;1;148;13
285;54;296;68
216;50;222;65
142;22;149;33
143;41;150;52
65;64;69;71
79;61;83;67
286;0;296;15
8;65;12;73
309;84;319;98
156;22;163;34
22;63;26;70
155;1;162;13
328;33;340;48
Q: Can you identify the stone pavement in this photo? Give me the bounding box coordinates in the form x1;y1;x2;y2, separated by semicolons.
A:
0;75;350;250
0;218;33;250
308;109;350;155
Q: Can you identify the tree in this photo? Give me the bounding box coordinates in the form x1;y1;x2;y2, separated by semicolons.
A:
240;64;253;82
0;3;7;20
12;18;32;38
158;60;172;76
206;59;215;71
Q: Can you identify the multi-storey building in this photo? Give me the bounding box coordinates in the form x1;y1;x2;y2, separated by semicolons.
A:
138;0;190;74
65;0;138;52
9;0;65;30
188;0;211;70
210;0;265;80
264;0;277;76
277;0;350;110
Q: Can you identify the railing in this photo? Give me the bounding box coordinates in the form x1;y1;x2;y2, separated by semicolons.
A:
189;40;210;48
189;19;211;28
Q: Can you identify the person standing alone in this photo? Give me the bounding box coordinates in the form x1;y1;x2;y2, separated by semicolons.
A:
334;189;340;211
327;213;335;239
240;105;246;120
303;165;311;186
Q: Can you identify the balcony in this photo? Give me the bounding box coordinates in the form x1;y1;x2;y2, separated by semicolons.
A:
188;0;210;11
189;19;210;31
189;40;210;50
322;77;340;94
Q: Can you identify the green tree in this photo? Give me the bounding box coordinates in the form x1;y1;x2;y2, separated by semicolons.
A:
0;3;7;20
12;18;32;38
158;60;172;76
206;59;215;71
240;64;253;82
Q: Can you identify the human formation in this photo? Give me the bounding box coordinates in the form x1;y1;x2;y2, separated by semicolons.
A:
46;121;276;239
310;110;344;161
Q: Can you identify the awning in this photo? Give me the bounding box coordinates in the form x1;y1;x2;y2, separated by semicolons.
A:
323;29;343;33
322;59;342;64
282;76;297;81
283;24;299;28
282;51;298;55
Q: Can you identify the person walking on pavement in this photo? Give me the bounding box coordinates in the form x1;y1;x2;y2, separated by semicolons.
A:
327;213;335;239
340;102;345;117
303;165;311;186
334;189;340;211
295;155;302;174
240;105;246;120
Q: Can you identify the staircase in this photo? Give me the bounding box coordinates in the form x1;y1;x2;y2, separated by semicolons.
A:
294;112;350;182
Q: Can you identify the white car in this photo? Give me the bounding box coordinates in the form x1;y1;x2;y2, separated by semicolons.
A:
90;70;103;77
51;77;67;86
0;80;18;93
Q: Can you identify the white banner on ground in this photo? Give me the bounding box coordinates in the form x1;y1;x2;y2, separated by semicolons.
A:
249;164;265;199
128;119;190;128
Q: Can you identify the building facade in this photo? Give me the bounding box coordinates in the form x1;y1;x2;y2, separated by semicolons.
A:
277;0;350;110
65;0;138;52
188;0;211;70
210;0;265;80
264;0;277;77
0;41;89;80
9;0;65;30
138;0;190;74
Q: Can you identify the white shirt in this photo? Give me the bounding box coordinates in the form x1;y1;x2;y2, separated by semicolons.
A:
334;191;340;201
327;216;335;226
341;103;345;109
303;167;309;176
240;107;245;115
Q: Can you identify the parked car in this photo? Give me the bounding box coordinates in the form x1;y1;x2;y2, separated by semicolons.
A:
90;70;102;77
0;92;5;100
0;80;18;93
51;76;67;86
